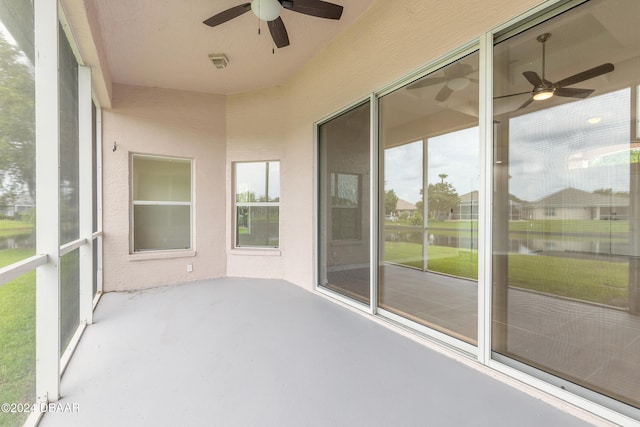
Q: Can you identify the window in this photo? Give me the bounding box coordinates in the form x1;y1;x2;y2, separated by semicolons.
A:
331;172;361;240
131;155;192;252
234;161;280;248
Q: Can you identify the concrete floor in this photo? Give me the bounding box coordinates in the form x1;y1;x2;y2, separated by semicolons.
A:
41;277;598;427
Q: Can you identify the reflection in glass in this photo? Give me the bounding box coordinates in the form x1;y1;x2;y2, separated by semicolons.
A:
331;173;360;240
234;161;280;248
318;102;371;304
379;52;480;344
492;0;640;410
236;206;279;247
0;3;36;424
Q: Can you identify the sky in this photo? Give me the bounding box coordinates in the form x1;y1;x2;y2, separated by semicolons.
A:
384;127;480;204
384;88;635;204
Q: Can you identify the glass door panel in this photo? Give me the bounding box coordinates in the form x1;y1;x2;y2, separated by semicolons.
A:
318;102;371;304
379;52;480;344
492;0;640;410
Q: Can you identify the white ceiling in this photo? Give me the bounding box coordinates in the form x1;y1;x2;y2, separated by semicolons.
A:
90;0;375;95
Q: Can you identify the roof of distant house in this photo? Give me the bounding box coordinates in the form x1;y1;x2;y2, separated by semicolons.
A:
396;199;417;211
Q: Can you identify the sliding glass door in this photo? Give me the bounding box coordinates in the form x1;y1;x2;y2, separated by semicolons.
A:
492;0;640;410
318;102;371;305
378;53;480;345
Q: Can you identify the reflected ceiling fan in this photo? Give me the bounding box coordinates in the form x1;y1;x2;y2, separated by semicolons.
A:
406;63;478;102
495;33;615;110
203;0;343;49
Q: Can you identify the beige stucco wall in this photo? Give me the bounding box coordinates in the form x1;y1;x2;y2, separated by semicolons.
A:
226;0;542;290
102;84;227;291
99;0;545;291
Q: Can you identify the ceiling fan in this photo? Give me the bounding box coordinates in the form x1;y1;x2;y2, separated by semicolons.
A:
406;62;478;102
495;33;614;110
203;0;344;49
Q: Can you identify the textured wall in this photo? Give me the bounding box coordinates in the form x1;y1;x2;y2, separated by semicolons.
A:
227;0;542;289
102;84;227;291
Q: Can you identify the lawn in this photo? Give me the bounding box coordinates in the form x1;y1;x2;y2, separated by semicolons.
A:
384;241;629;307
0;249;36;427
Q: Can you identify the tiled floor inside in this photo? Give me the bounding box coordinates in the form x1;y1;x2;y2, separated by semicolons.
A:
328;263;640;412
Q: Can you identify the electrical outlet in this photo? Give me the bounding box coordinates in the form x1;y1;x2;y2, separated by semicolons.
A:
186;264;193;273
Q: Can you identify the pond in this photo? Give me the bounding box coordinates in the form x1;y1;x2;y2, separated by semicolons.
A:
0;233;34;252
384;226;631;259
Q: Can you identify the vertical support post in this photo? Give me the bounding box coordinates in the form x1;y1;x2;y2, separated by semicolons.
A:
35;0;60;403
422;138;429;272
79;65;94;324
629;87;639;314
369;93;378;315
478;31;494;364
96;106;104;296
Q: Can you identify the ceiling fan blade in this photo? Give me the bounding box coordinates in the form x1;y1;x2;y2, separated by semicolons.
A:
493;91;531;100
268;17;290;48
406;76;448;90
435;85;453;102
554;63;614;88
518;97;534;110
203;3;251;27
554;87;594;99
281;0;343;19
446;63;474;78
522;71;544;87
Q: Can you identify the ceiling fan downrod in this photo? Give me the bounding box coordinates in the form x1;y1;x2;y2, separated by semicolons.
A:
537;33;551;81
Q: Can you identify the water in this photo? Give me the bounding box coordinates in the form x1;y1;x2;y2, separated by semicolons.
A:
0;233;34;251
384;226;631;258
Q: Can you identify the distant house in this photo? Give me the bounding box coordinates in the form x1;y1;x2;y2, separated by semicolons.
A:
458;191;479;220
0;194;35;218
458;190;524;220
395;198;417;218
387;198;418;221
526;188;629;220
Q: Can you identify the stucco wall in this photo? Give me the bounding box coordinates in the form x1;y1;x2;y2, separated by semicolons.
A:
100;1;545;291
226;0;542;290
102;84;227;291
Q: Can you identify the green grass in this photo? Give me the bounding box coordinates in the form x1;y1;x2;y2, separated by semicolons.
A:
0;249;36;427
384;241;628;307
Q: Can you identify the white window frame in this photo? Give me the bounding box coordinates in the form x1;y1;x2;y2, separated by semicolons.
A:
130;154;193;253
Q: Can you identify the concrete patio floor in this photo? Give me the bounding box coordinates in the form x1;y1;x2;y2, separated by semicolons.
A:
41;277;601;427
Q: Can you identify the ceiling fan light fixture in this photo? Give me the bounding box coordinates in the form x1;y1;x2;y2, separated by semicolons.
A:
446;77;470;91
533;89;554;101
251;0;282;21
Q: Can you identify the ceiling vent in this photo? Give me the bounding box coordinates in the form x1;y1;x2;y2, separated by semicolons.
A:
208;53;228;69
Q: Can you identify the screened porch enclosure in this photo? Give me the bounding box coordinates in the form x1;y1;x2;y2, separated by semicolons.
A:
3;0;640;426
